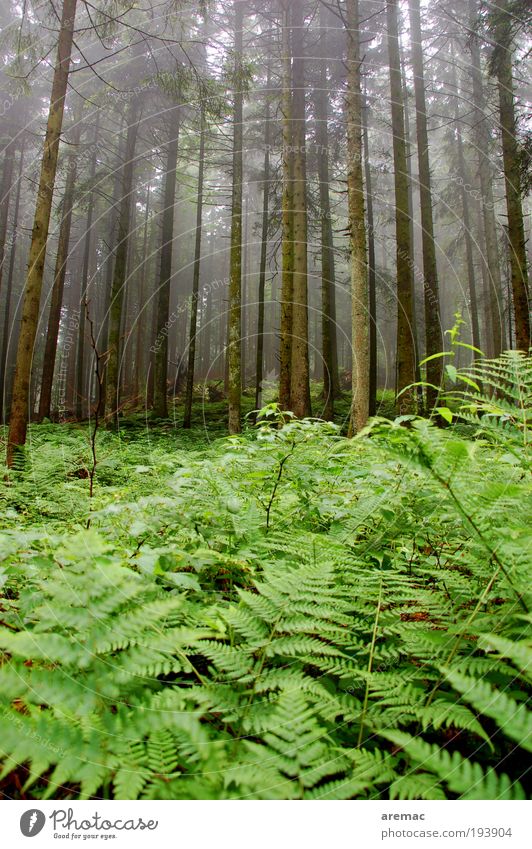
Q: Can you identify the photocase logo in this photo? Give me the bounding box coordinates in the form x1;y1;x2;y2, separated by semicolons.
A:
20;809;46;837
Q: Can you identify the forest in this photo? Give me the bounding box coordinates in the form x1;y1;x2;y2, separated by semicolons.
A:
0;0;530;803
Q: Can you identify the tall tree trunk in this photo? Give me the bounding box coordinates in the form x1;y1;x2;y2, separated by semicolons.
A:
133;181;151;403
315;6;340;419
184;103;205;428
492;0;530;351
228;0;244;434
7;0;77;466
104;97;140;426
346;0;369;434
75;111;99;420
386;0;416;413
0;143;24;422
153;102;180;418
290;0;311;418
0;139;15;299
468;0;504;356
451;54;481;353
254;65;271;415
362;94;377;416
38;119;81;422
279;1;294;411
408;0;442;405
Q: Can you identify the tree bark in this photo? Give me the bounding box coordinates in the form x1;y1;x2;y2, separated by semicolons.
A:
228;0;244;434
104;97;140;425
492;0;530;351
38;118;81;422
386;0;416;413
362;94;377;416
75;110;99;420
468;0;504;356
346;0;369;434
7;0;77;466
254;65;271;416
0;139;15;299
279;1;294;412
184;103;205;428
290;0;311;418
0;143;24;422
315;5;340;419
408;0;442;406
153;102;180;418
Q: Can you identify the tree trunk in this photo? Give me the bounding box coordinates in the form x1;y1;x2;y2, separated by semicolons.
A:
0;143;24;422
254;65;271;416
228;0;244;434
408;0;442;405
315;6;340;419
492;1;530;351
468;0;504;356
346;0;369;434
7;0;77;466
279;1;294;411
290;0;311;418
133;181;151;403
104;97;140;426
451;54;481;353
153;102;180;418
362;94;377;416
38;119;81;422
386;0;416;413
75;111;99;420
184;103;205;428
0;139;15;299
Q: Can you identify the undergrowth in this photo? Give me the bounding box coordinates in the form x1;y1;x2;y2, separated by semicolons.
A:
0;356;530;800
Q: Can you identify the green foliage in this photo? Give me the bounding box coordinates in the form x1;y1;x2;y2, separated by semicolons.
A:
0;358;530;799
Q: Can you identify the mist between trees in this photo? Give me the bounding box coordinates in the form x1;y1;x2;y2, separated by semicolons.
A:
0;0;530;455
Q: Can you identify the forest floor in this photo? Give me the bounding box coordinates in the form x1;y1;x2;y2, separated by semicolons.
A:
0;382;530;800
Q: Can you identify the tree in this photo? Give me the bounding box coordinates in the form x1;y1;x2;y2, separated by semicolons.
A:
154;96;181;418
228;0;244;435
38;116;82;422
184;101;206;428
279;0;294;412
7;0;77;466
104;96;140;426
346;0;368;435
386;0;416;413
489;0;530;351
254;64;272;416
408;0;442;407
289;0;311;418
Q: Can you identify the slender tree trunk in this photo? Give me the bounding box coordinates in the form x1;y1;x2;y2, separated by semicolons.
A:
386;0;416;413
468;0;503;356
133;181;151;403
346;0;369;434
451;55;481;353
7;0;77;466
254;66;271;415
408;0;442;405
0;143;24;422
38;119;81;422
228;0;244;434
315;10;338;419
362;95;377;416
184;103;205;428
279;1;294;411
153;103;180;418
401;52;423;407
75;111;99;420
290;0;311;418
0;139;15;299
492;1;530;351
104;97;140;426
